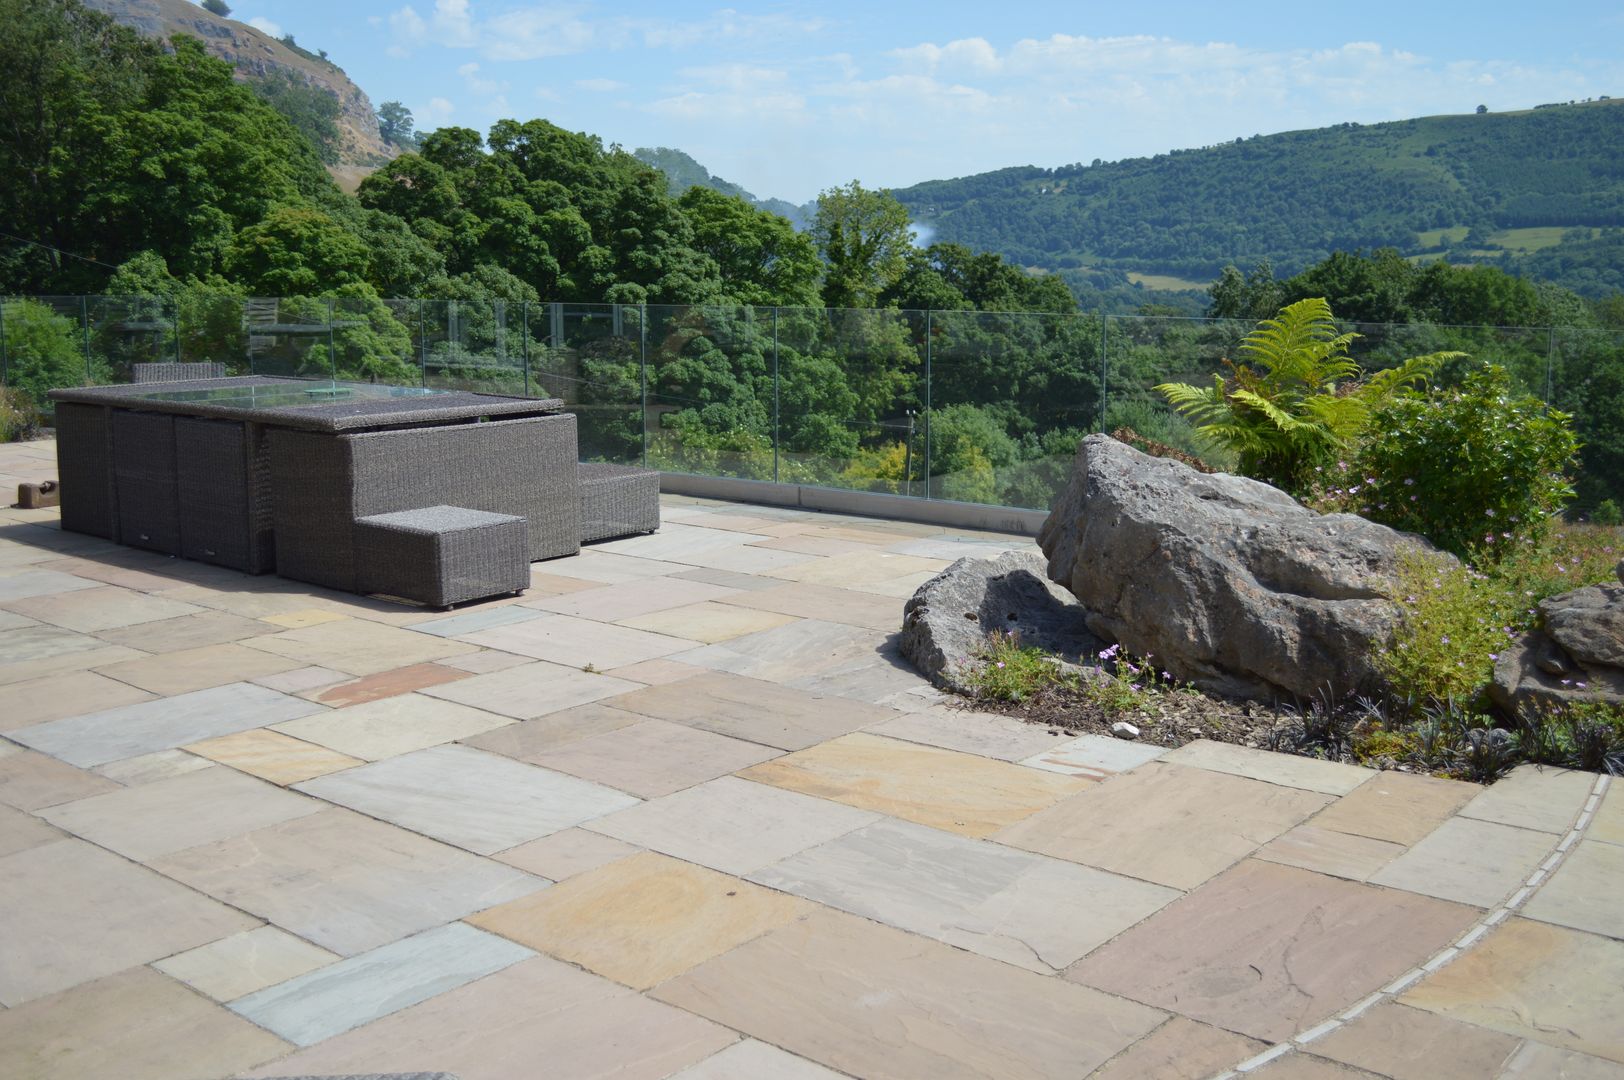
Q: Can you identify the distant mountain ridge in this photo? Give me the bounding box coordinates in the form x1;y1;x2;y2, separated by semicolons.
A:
634;147;813;229
886;98;1624;297
81;0;395;187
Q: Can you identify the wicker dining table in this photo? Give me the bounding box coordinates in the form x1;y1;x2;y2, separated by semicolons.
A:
48;377;574;580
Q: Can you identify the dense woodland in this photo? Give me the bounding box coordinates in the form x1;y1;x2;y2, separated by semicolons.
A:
895;100;1624;297
1;0;1621;512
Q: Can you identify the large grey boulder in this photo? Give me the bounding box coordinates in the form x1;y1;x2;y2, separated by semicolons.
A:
900;550;1104;691
1039;434;1435;701
1491;565;1624;713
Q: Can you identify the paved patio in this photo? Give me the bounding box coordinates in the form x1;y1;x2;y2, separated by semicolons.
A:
0;434;1620;1080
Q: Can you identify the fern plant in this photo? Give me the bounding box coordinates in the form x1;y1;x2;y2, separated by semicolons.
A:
1155;297;1458;494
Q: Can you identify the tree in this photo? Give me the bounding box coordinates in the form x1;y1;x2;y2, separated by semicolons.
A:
251;68;342;164
201;0;231;15
811;181;914;309
1476;104;1488;114
377;101;415;149
224;204;370;295
678;187;821;308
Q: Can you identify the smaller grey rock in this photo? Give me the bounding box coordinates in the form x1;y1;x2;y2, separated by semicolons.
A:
1111;721;1141;740
900;549;1104;692
1491;579;1624;714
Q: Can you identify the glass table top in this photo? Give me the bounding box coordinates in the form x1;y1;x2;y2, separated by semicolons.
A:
136;380;444;412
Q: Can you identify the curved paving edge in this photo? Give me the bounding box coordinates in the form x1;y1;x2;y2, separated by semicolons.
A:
1209;771;1615;1079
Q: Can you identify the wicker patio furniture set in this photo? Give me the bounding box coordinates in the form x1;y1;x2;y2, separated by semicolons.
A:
48;376;661;608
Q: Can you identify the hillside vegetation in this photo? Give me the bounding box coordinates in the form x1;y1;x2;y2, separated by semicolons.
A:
893;100;1624;296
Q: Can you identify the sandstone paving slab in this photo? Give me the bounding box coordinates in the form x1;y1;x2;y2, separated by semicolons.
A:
996;761;1331;889
1019;733;1168;779
763;549;947;589
1255;824;1407;882
602;656;706;684
749;817;1178;973
153;925;339;1003
591;521;776;561
747;533;878;557
525;576;739;621
38;766;322;862
1308;1001;1521;1079
584;775;880;876
0;802;63;857
1370;816;1553;907
1;584;202;632
1248;1055;1383;1078
259;608;350;629
492;827;640;880
527;718;780;798
0;608;35;629
673;566;786;591
460;701;647;757
784;644;941;707
92;609;277;653
468;850;809;989
1521;839;1624;939
230;922;534;1046
1087;1017;1267;1080
308;663;472;708
716;580;906;631
460;611;700;669
653;906;1165;1080
537;549;694;584
0;966;290;1080
1401;918;1624;1064
411;605;547;638
1161;740;1373;794
0;640;145;686
1591;783;1624;847
239;955;734;1080
250;665;349;695
619;601;798;644
671;618;892;684
852;569;941;598
187;729;363;786
92;748;215;786
92;642;303;696
528;570;616;596
863;706;1075;762
242;619;475;676
606;670;897;750
436;648;533;674
741;732;1088;838
1307;770;1480;846
8;681;326;768
669;1038;847;1079
271;694;512;761
1068;859;1479;1043
0;838;258;1005
1458;763;1595;834
150;808;546;957
0;622;124;663
1500;1042;1624;1078
0;567;100;602
296;745;639;855
0;745;121;810
884;536;1030;561
419;660;641;720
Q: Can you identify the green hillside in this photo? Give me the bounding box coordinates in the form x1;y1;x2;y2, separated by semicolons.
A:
892;99;1624;296
634;147;811;229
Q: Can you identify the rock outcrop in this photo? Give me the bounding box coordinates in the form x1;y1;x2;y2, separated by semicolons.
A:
900;550;1103;691
1491;563;1624;713
1039;434;1435;701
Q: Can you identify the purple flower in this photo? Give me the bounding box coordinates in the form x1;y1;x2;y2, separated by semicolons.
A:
1441;634;1451;644
995;661;1005;669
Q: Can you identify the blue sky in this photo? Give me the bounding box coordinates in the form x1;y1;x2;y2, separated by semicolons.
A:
207;1;1624;203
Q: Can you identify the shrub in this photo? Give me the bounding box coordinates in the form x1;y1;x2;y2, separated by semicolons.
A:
0;387;43;443
1374;547;1523;705
1155;297;1454;495
962;630;1069;703
1593;499;1623;526
1350;365;1578;561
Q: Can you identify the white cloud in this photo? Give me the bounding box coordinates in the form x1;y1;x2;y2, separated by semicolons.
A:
247;15;283;38
416;96;455;129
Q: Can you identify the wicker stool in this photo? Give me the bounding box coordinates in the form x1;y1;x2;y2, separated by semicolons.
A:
353;505;528;607
578;462;660;542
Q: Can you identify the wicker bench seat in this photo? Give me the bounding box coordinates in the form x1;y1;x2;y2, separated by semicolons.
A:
354;505;528;608
579;462;660;542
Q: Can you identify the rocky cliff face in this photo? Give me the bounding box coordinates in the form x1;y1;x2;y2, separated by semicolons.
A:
82;0;395;183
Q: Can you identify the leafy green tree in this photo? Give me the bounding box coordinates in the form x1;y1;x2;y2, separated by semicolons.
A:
0;299;92;408
811;181;914;309
201;0;231;14
677;188;821;308
376;101;416;149
1157;298;1455;493
224;205;370;295
250;68;342;165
